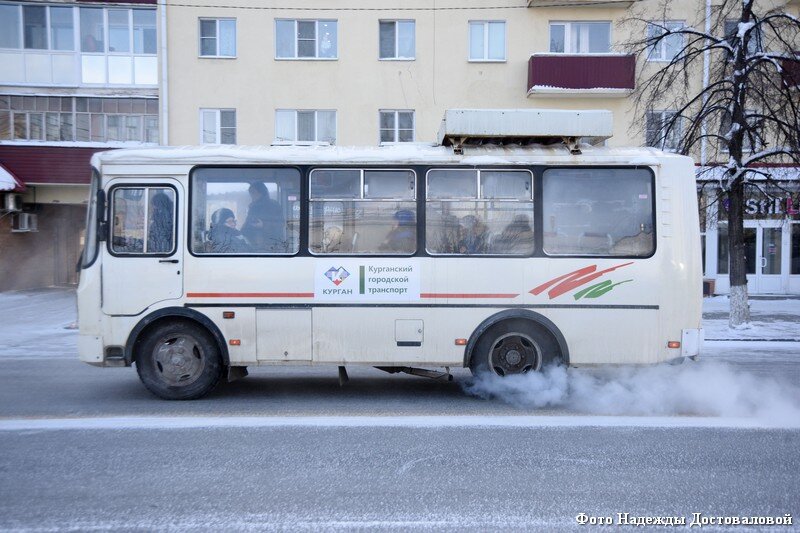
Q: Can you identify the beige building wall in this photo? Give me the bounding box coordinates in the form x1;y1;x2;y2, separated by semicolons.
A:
162;0;798;150
165;0;643;147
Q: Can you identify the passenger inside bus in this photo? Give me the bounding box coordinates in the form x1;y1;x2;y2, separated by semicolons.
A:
493;214;535;254
379;209;416;253
457;215;489;254
242;182;286;253
147;190;174;253
209;208;252;254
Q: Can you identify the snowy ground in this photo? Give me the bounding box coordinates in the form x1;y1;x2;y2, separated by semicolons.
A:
702;295;800;341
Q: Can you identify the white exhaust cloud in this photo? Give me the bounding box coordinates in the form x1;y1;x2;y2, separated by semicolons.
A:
463;361;800;424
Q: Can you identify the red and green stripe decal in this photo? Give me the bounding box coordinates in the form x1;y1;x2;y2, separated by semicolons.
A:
531;262;634;300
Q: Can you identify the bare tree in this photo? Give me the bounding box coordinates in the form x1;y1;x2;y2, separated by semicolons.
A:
626;0;800;327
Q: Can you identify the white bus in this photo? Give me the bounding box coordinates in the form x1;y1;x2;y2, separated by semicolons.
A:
78;113;703;400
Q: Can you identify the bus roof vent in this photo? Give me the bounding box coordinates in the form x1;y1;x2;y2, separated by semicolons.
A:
437;109;613;154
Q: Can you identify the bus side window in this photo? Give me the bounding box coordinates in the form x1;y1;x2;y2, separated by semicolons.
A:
309;169;416;255
425;169;534;256
542;168;654;257
111;187;176;255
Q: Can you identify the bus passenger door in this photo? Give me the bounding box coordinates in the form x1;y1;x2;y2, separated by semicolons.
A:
101;180;184;316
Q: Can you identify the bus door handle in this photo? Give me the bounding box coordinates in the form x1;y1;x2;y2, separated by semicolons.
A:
159;259;179;264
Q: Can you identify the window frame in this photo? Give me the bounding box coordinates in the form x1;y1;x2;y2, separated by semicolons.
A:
645;110;681;151
425;168;535;257
378;109;415;144
107;184;178;258
199;108;236;145
274;109;337;144
274;18;338;60
188;166;303;257
646;20;685;62
468;20;507;62
548;21;612;54
198;17;237;58
308;167;418;256
540;166;657;259
378;19;415;60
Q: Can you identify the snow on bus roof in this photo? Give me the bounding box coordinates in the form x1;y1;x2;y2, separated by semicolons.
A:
91;143;675;169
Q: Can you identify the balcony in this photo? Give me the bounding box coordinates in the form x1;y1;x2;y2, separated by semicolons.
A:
527;54;636;97
527;0;640;6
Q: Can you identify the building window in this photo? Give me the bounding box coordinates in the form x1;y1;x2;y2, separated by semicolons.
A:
379;20;415;60
792;223;800;275
469;21;506;61
549;22;611;54
275;19;337;59
646;21;684;62
0;95;158;143
199;18;236;57
724;20;762;56
275;110;336;144
200;109;236;144
0;5;22;49
379;110;414;143
646;111;681;151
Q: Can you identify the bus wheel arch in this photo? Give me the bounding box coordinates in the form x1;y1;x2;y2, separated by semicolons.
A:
464;310;569;376
126;307;230;367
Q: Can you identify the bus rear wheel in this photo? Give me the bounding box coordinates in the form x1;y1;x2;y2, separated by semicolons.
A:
135;321;222;400
470;319;561;377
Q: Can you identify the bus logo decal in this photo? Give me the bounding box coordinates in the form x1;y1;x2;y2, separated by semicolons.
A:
531;262;633;300
324;266;350;286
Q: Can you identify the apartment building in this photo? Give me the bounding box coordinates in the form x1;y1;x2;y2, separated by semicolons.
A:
0;0;159;290
2;0;798;293
159;0;800;295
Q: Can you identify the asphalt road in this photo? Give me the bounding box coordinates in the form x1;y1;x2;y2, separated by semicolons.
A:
1;343;799;531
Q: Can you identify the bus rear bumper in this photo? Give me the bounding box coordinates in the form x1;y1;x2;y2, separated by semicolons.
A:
681;328;704;357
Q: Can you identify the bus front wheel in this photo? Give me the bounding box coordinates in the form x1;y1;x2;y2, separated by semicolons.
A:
470;319;561;377
135;320;223;400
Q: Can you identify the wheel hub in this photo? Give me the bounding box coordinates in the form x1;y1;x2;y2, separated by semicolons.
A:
154;335;205;385
488;333;542;376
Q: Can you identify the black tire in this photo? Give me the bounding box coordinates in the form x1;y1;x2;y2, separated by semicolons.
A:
135;320;223;400
469;319;562;377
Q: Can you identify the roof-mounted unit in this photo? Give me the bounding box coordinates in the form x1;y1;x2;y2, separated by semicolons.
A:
437;109;613;154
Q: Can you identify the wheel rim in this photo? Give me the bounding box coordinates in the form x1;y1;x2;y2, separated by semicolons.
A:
152;334;206;386
488;333;541;376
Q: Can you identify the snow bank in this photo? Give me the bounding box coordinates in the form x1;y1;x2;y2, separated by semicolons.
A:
464;360;800;425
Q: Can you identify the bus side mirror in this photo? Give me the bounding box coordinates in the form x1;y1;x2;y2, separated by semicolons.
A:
96;189;108;242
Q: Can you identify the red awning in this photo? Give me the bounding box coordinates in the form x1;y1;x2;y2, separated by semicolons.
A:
0;145;114;187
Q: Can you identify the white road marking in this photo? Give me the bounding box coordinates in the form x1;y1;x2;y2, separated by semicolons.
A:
0;414;797;432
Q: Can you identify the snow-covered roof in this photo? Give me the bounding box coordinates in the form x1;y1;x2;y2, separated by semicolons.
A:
0;163;25;192
92;143;682;170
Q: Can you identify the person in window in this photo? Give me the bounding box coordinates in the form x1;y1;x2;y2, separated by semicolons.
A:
494;214;534;254
209;208;252;253
457;215;488;255
242;182;286;252
380;209;416;253
147;191;173;253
